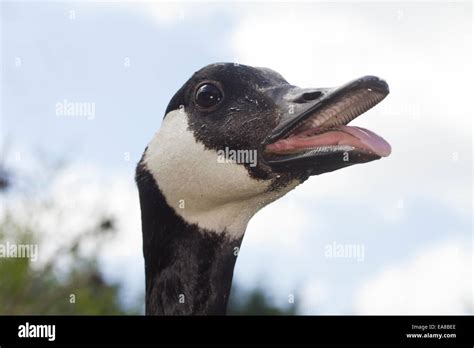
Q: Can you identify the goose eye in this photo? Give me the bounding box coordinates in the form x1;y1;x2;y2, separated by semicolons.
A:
195;83;223;108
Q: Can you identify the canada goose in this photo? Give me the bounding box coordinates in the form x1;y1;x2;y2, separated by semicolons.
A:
136;63;390;315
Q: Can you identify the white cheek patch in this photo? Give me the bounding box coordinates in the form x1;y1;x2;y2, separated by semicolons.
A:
143;109;299;238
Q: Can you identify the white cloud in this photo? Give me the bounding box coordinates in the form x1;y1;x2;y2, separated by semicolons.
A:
354;241;473;314
299;279;329;314
244;189;316;251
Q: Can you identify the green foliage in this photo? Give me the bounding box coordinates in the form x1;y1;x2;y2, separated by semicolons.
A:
0;214;139;315
228;285;298;315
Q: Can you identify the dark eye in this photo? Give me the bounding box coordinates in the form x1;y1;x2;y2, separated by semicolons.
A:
195;83;223;108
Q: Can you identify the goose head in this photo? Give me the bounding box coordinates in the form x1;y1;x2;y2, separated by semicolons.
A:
138;62;390;238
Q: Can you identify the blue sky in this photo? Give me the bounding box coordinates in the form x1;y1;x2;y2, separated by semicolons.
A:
1;1;472;314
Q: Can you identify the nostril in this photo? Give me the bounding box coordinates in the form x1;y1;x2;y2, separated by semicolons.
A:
302;91;324;101
293;91;324;103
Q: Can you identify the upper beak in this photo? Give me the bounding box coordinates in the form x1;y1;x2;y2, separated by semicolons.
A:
263;76;389;145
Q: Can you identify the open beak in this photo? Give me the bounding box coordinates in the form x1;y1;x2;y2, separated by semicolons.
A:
261;76;391;175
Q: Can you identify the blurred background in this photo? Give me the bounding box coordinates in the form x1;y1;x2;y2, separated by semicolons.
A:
0;1;472;315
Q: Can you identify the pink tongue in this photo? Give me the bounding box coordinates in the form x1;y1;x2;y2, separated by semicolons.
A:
338;125;391;157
